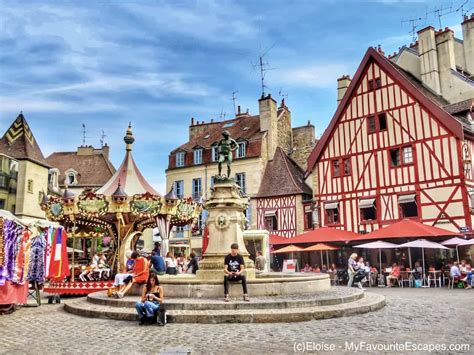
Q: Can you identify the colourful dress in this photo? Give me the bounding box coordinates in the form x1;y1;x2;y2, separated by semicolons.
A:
27;233;47;283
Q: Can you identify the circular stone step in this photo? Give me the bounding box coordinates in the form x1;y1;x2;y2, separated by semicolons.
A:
63;288;385;323
87;287;364;310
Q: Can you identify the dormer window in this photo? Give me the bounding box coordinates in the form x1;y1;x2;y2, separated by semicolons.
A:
236;141;246;158
211;144;219;162
176;152;185;167
194;148;203;165
65;169;78;185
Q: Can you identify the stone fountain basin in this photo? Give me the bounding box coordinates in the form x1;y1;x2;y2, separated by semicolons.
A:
128;272;330;298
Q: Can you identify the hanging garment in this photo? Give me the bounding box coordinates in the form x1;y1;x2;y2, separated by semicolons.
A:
0;217;5;265
12;228;29;285
27;232;47;283
1;220;20;286
44;227;54;278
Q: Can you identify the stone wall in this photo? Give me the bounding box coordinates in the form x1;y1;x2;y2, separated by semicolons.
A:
277;109;293;154
291;124;316;171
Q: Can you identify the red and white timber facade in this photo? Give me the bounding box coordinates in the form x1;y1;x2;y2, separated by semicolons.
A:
257;196;298;237
307;47;474;234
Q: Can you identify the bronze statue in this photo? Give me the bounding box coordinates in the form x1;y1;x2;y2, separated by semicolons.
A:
217;130;238;177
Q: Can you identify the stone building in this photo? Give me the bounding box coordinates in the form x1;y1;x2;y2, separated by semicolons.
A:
0;113;50;219
166;95;316;252
45;144;115;195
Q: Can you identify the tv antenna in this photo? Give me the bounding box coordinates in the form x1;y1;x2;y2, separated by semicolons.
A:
401;14;426;42
81;123;88;146
278;88;288;101
455;0;473;17
428;2;454;28
253;43;276;98
100;130;107;147
220;109;226;120
231;91;238;116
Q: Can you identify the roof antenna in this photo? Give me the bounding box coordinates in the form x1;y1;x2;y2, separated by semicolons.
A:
81;123;87;146
231;91;239;116
428;2;454;29
455;0;472;17
278;87;288;101
100;130;107;147
220;109;226;120
401;14;426;42
253;43;276;98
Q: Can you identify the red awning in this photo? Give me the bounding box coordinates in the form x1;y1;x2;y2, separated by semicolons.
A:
358;219;459;240
270;227;359;245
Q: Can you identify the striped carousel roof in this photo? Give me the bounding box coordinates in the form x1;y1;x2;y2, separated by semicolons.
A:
97;124;160;196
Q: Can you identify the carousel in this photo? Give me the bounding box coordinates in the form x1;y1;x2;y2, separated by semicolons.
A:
41;124;201;295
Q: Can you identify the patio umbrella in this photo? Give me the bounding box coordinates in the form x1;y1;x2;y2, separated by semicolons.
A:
441;237;467;263
399;239;448;281
353;240;399;275
457;239;474;246
303;243;339;269
272;244;304;260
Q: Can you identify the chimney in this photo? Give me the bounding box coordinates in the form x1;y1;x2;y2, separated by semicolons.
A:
259;94;278;160
101;144;110;159
337;75;351;104
417;26;441;95
462;14;474;74
435;27;456;97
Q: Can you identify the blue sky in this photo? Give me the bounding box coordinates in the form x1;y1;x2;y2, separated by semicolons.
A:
0;0;471;193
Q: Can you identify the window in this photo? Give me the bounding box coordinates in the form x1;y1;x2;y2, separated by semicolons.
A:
368;115;376;133
378;113;387;130
0;199;5;209
211;145;219;162
390;146;413;167
343;158;351;176
0;175;6;188
402;146;413;164
324;201;339;224
236;141;246;158
390;148;401;167
264;211;278;231
176;152;185;167
368;80;374;91
210;176;215;188
360;198;376;221
375;78;381;89
192;178;202;200
27;179;33;193
304;205;313;229
399;194;418;218
235;173;246;194
223;122;234;128
67;172;76;185
193;149;203;165
174;180;184;199
332;160;340;178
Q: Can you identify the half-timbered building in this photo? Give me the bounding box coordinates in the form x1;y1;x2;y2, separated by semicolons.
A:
307;39;474;234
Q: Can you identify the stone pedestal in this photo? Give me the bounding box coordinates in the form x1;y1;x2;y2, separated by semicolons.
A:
197;178;255;280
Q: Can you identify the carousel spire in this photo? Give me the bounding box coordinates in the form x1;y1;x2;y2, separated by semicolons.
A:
124;122;135;151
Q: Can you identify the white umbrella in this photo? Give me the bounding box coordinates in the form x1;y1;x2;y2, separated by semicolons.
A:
353;240;399;275
457;239;474;246
441;237;467;263
399;239;448;283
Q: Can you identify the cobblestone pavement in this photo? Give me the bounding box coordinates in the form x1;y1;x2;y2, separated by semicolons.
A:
1;288;473;355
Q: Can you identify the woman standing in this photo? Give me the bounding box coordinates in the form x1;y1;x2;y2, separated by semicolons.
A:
347;253;359;288
135;274;164;325
165;252;177;275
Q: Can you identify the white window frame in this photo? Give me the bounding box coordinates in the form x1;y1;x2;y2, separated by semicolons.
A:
236;141;246;158
403;146;413;164
194;148;203;165
176;152;185;167
235;172;246;193
192;178;202;200
174;180;184;199
211;145;219;162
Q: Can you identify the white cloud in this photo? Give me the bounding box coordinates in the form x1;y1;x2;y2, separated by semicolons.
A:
274;63;353;88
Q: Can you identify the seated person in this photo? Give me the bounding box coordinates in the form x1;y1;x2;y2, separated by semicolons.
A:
412;261;423;280
461;264;472;289
255;251;266;273
313;265;321;273
321;264;328;273
114;251;149;299
165;252;177;275
224;243;249;302
328;263;337;272
302;264;312;272
450;261;462;285
135;273;164;326
112;252;134;287
150;251;166;276
386;263;401;287
97;253;110;280
187;252;199;274
460;259;467;274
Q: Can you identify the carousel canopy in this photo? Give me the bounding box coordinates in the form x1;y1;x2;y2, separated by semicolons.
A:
97;124;159;196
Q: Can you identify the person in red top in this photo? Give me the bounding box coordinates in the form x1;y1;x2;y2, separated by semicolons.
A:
115;251;149;299
386;263;401;287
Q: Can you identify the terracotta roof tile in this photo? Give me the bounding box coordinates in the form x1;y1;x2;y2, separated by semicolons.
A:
0;113;50;167
168;115;263;169
257;147;312;198
46;151;116;187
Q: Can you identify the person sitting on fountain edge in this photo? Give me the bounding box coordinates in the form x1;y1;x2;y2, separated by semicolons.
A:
224;243;249;302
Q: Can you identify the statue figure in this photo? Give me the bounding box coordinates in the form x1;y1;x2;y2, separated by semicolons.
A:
217;130;238;177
